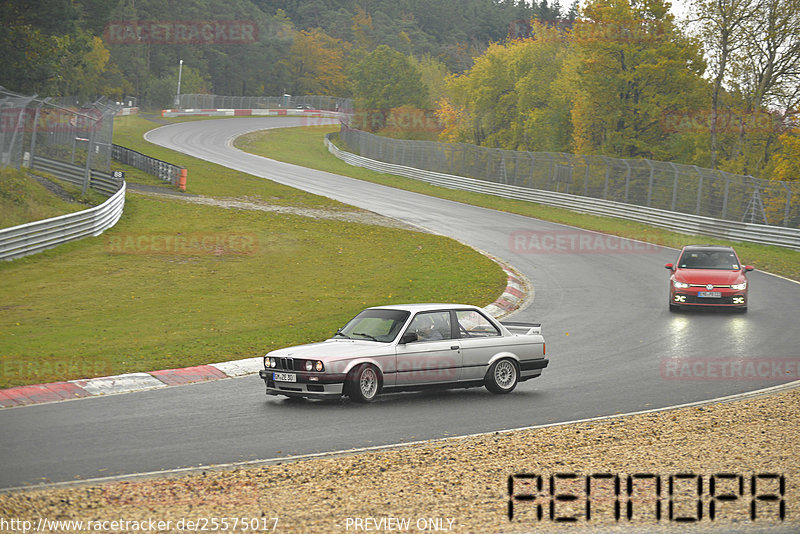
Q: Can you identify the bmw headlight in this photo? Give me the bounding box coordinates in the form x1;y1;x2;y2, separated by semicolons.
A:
266;357;276;368
304;360;324;372
673;280;690;289
731;281;747;290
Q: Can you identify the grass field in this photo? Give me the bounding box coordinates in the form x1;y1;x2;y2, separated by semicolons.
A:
0;168;86;228
0;117;506;389
235;126;800;282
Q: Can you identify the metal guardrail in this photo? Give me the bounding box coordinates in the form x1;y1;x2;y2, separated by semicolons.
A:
338;125;800;229
111;144;184;186
31;155;123;196
0;179;126;262
325;134;800;251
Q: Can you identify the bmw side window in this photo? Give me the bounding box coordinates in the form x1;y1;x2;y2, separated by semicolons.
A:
408;311;452;342
456;310;500;338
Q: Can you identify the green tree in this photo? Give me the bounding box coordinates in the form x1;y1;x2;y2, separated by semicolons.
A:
693;0;758;169
350;45;428;131
146;64;209;109
437;23;571;151
280;28;351;96
727;0;800;174
565;0;706;159
409;53;450;108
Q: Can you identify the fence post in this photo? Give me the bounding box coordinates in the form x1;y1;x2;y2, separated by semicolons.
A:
693;166;703;215
720;170;729;220
83;119;96;195
784;183;792;228
2;97;34;168
583;155;591;196
623;160;631;203
669;162;678;211
28;102;42;166
601;156;610;200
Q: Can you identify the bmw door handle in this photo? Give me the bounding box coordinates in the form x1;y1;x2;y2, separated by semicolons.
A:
450;345;459;351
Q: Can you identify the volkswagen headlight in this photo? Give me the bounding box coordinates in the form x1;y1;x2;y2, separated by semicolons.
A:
731;281;747;290
672;280;690;289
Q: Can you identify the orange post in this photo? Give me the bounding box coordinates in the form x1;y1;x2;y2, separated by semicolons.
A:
178;168;187;192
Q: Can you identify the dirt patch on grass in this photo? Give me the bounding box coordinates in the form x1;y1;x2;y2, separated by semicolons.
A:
131;188;427;231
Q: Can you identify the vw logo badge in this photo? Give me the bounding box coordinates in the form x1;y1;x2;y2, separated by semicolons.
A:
706;284;714;290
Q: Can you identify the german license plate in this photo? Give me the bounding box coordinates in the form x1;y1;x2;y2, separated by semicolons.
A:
273;372;296;382
698;291;722;298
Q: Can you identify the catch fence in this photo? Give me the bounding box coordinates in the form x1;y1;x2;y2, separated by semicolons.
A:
177;94;352;113
338;125;799;229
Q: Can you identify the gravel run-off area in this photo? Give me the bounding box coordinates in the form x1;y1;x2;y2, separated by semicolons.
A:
1;384;798;533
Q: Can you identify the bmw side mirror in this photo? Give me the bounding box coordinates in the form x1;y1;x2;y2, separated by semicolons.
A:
400;332;418;344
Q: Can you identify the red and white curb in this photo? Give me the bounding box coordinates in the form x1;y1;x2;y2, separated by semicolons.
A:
161;108;342;119
0;362;261;409
483;255;531;319
0;260;531;409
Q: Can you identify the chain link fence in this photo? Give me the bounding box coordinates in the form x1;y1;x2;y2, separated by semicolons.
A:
177;94;352;113
0;90;36;169
1;87;120;177
1;89;126;260
339;125;799;228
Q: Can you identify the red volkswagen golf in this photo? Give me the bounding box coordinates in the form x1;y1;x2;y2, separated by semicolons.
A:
665;245;754;312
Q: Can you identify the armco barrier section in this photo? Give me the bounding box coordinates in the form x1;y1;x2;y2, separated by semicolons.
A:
0;181;125;261
1;158;125;261
325;134;800;251
32;155;122;196
111;144;183;186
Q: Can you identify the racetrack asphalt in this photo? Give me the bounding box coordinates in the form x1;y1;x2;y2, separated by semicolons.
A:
1;117;798;490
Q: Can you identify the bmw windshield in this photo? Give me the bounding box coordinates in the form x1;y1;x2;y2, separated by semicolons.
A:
334;309;410;342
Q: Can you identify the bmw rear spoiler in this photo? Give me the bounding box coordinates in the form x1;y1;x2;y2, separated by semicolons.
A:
500;321;542;336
